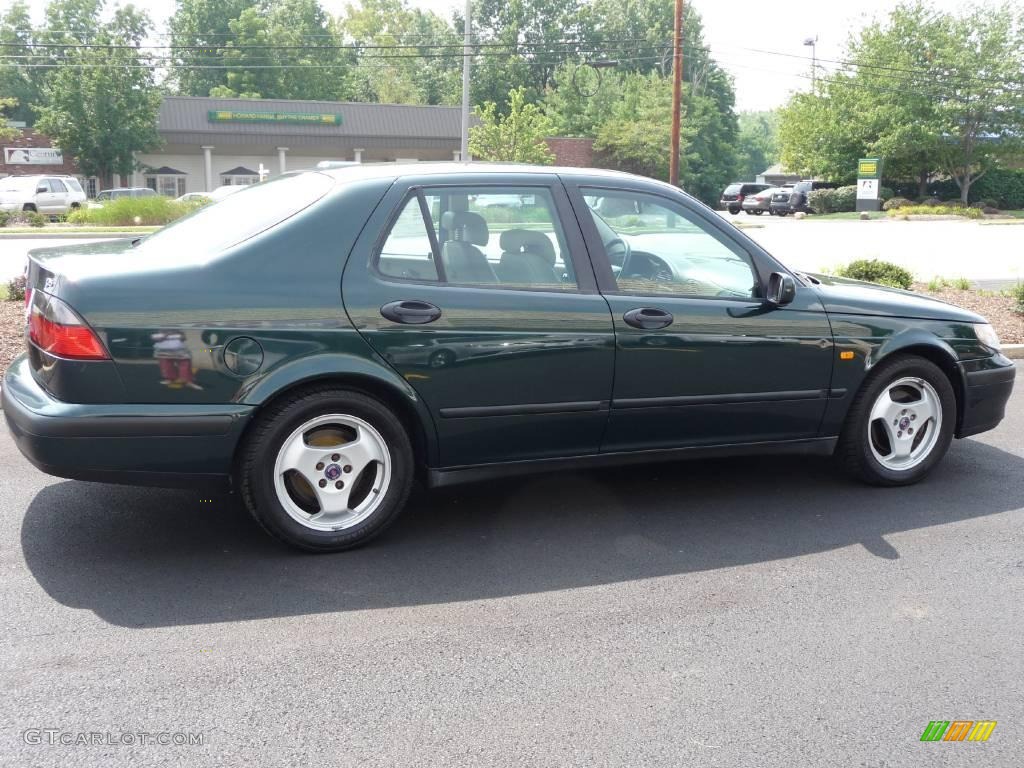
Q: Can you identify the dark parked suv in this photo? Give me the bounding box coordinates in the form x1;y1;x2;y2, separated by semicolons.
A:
720;182;769;215
770;180;836;215
4;164;1015;552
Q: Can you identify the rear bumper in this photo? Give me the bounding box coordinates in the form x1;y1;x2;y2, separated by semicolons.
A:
956;356;1016;438
3;354;252;489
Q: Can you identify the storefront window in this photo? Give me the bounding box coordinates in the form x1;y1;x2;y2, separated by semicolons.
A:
144;173;186;197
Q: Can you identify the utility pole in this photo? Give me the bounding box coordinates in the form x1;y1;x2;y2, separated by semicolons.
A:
803;35;818;89
669;0;684;187
460;0;471;161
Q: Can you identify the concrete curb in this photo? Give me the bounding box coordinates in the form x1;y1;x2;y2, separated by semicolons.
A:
1003;344;1024;360
0;232;140;240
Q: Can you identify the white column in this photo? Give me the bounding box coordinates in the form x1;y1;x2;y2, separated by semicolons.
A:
277;147;288;175
353;148;363;164
112;173;121;188
201;146;214;192
452;150;461;161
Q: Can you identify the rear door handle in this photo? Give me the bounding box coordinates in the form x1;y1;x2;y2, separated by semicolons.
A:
623;307;674;330
380;300;442;325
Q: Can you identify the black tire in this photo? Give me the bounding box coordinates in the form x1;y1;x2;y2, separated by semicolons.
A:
776;211;788;217
22;203;36;212
753;209;764;215
728;207;740;215
238;386;415;552
837;354;956;486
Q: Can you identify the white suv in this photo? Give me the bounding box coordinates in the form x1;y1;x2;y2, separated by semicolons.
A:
0;175;87;214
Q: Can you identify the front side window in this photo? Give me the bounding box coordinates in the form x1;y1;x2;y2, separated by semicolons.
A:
375;186;577;290
581;188;759;299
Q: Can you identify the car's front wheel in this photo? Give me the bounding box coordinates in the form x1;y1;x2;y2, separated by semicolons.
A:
838;355;955;486
238;387;414;552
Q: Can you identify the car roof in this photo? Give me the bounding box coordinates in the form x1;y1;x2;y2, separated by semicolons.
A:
317;161;674;190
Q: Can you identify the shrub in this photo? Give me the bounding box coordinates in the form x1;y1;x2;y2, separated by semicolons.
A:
835;259;913;290
883;197;912;211
983;206;1000;215
1011;282;1024;315
920;197;941;207
831;185;857;212
807;188;836;214
6;274;27;302
952;277;971;291
24;210;46;227
808;185;857;214
879;186;895;202
0;209;10;227
71;196;203;227
889;204;982;219
939;200;962;208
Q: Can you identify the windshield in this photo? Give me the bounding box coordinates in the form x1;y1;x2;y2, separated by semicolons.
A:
135;172;335;261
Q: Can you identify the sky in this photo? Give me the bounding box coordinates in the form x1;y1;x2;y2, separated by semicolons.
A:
3;0;990;111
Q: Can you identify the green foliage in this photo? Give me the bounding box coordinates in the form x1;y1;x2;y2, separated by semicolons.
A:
0;209;9;227
593;73;672;181
836;259;914;290
6;273;27;302
883;197;912;211
779;3;1024;201
1011;283;1024;315
0;1;40;124
0;96;19;142
735;111;780;181
807;185;857;214
23;210;46;227
69;196;202;226
953;277;972;291
35;0;162;189
888;204;983;219
469;86;555;164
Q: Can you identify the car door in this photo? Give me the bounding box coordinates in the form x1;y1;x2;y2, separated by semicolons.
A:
565;178;835;452
343;173;616;468
47;178;70;213
33;179;57;213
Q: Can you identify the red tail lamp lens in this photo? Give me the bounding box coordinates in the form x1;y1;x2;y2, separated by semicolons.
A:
28;292;108;360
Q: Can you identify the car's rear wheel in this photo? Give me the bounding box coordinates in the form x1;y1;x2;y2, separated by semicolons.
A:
776;211;788;217
238;387;414;552
22;203;36;212
753;209;764;215
838;355;955;486
728;207;739;215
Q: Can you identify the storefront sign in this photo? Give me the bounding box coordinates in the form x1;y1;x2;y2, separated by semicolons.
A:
856;157;883;211
207;110;342;126
3;147;64;165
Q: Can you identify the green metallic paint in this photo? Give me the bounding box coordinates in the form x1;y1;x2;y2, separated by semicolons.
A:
9;164;1014;488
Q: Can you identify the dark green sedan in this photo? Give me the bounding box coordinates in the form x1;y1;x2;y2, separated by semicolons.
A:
3;164;1016;552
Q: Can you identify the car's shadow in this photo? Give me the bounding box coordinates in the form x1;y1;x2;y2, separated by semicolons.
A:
21;439;1024;627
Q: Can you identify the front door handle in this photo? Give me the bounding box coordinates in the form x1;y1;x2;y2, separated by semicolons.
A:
623;307;673;330
380;300;442;325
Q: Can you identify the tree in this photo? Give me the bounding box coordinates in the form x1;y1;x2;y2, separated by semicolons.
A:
35;1;162;189
469;86;555;163
735;111;779;182
0;97;20;142
0;1;40;124
779;2;1024;201
340;0;461;105
211;0;348;100
167;0;259;96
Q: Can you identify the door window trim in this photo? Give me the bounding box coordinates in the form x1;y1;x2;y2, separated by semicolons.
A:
566;182;775;301
369;181;598;294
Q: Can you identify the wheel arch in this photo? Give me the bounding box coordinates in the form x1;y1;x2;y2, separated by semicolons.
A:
236;358;439;476
865;335;965;432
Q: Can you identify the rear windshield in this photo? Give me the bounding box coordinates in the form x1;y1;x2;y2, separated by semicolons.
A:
723;184;742;194
64;178;84;194
135;172;335;262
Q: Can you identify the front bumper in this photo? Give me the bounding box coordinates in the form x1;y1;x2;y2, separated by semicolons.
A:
3;354;253;489
957;355;1016;438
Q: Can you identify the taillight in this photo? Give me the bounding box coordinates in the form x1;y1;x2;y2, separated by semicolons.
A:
737;195;745;202
28;291;108;359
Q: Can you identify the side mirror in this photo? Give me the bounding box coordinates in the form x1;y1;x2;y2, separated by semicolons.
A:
36;186;47;194
766;272;796;306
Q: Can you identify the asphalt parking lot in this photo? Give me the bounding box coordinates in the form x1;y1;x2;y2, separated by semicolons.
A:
1;366;1022;767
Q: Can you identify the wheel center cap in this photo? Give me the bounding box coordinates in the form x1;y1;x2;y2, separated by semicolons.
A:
324;463;342;480
898;416;911;431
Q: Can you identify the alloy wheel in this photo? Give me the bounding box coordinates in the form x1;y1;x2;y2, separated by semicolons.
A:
867;376;942;471
272;413;392;531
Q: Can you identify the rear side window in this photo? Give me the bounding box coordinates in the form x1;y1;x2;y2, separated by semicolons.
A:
134;172;335;262
375;186;577;291
723;184;742;195
49;179;67;193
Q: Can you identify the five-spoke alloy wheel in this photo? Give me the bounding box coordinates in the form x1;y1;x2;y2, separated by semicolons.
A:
839;355;956;486
239;387;414;552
